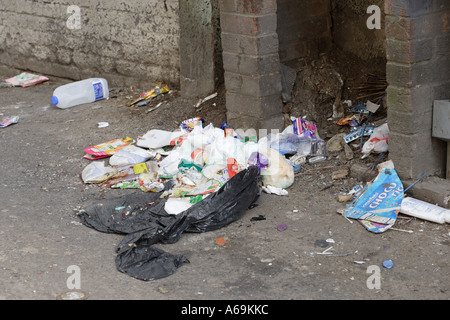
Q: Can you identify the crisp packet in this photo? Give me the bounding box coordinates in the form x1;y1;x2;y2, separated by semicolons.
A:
0;116;19;128
84;137;134;160
180;117;202;132
6;73;49;87
292;117;318;137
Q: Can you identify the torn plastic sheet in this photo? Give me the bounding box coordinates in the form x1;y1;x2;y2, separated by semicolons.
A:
344;168;404;233
78;167;260;281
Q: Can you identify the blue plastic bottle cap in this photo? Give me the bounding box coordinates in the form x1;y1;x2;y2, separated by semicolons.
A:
51;96;59;105
383;260;394;269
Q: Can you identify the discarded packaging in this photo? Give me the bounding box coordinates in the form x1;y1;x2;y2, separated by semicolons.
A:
84;137;133;160
344;167;404;233
82;161;118;184
362;123;389;158
0;116;19;128
51;78;109;109
400;197;450;224
6;72;49;87
109;145;153;167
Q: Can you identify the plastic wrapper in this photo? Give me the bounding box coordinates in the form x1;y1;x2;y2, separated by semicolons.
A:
84;137;133;160
78;167;260;281
0;116;19;128
5;73;49;87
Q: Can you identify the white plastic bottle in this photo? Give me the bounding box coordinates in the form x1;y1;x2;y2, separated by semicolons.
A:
51;78;109;109
400;197;450;224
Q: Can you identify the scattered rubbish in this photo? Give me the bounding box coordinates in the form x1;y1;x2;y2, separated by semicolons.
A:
56;290;89;300
51;78;109;109
309;156;327;164
400;197;450;224
343;167;404;233
78;167;260;281
262;185;288;196
251;215;266;222
5;72;49;87
97;122;109;128
109;145;153;167
277;224;287;232
361;123;389;159
84;137;133;160
195;92;218;109
146;102;163;114
383;260;394;269
81;161;118;184
215;237;227;246
126;83;170;107
0;116;19;128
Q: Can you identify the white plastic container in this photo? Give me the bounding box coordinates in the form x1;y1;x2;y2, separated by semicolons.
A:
400;197;450;224
51;78;109;109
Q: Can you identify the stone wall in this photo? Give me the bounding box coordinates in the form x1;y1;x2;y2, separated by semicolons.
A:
0;0;181;88
277;0;332;63
385;0;450;179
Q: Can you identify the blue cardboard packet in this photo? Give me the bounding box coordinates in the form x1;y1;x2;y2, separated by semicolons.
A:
344;168;404;233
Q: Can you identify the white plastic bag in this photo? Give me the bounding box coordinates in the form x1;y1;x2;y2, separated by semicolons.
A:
164;198;194;215
109;145;153;167
362;124;389;158
257;147;294;189
136;129;184;149
82;161;118;184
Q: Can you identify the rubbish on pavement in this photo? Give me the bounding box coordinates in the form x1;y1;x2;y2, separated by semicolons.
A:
6;72;49;87
137;129;184;149
400;197;450;224
262;185;289;196
258;147;294;189
344;167;404;233
215;237;227;246
0;116;19;128
78;166;260;281
109;145;153;167
81;161;118;184
277;224;288;231
164;198;194;215
343;126;375;144
51;78;109;109
195;92;218;109
383;260;394;269
84;137;133;160
309;156;327;164
97;122;109;128
361;123;389;159
126;83;170;107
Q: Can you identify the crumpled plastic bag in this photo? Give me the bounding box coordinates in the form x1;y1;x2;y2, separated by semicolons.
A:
109;145;153;167
81;161;118;184
362;124;389;157
257;147;294;189
78;167;260;281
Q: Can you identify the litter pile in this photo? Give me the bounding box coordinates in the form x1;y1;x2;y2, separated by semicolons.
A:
77;115;331;280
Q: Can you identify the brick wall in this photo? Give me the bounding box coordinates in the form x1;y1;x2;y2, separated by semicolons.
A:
0;0;181;88
277;0;332;63
385;0;450;179
219;0;284;131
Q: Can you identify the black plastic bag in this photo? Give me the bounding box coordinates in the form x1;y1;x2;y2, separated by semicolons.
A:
79;167;260;281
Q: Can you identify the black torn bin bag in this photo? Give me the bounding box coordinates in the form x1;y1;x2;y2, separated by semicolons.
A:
78;166;260;281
